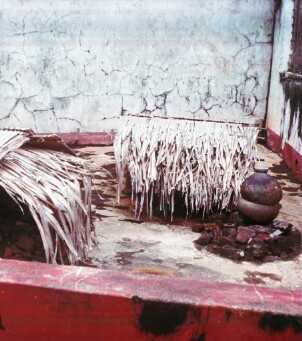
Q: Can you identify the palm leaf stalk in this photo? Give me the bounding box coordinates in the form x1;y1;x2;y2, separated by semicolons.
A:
0;129;93;264
114;117;259;220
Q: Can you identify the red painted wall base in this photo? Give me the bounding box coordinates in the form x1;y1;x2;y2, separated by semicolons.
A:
266;128;302;182
58;132;115;146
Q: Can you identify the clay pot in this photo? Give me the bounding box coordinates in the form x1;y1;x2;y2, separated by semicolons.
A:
237;197;281;225
241;173;282;205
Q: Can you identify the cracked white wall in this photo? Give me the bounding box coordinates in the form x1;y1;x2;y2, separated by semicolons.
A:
0;0;275;133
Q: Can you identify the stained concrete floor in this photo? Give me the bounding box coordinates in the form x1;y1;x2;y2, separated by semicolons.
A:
80;145;302;291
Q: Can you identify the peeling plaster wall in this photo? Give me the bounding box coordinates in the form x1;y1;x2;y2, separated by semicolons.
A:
0;0;274;133
267;0;302;155
266;1;294;136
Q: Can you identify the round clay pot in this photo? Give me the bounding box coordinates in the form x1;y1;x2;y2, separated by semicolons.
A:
237;197;281;224
241;173;282;205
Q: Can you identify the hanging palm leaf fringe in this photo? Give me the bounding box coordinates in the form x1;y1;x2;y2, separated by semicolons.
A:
114;117;259;220
0;128;94;264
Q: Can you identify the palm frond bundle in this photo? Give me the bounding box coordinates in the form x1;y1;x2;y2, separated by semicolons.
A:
0;129;93;264
114;117;259;220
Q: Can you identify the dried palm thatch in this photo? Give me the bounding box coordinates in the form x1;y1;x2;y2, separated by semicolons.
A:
0;129;93;264
115;117;259;220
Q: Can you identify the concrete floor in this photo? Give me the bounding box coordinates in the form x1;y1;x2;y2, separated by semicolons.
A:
81;145;302;291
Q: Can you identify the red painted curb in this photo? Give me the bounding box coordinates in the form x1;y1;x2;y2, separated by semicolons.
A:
0;259;300;340
266;128;302;182
58;132;115;146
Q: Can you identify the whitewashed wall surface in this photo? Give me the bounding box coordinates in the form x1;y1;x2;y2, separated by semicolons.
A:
267;0;302;154
0;0;275;133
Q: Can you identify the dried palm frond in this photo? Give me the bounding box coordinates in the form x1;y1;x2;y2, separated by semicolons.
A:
0;129;93;264
115;117;259;220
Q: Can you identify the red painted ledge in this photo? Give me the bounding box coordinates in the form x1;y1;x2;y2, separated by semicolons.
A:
58;131;115;146
266;128;302;182
0;259;301;340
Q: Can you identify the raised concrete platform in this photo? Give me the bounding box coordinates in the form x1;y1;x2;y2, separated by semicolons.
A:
81;145;302;291
0;141;300;339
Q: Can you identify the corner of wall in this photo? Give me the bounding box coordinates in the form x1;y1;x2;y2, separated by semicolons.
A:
266;1;302;182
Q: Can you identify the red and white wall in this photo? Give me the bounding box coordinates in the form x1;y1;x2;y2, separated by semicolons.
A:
266;0;302;181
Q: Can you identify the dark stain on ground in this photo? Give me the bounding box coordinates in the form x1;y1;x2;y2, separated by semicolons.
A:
134;299;189;335
289;192;302;197
176;262;191;269
91;193;109;207
282;186;300;192
244;276;265;285
75;259;97;268
115;249;145;265
114;205;130;210
269;162;288;174
102;162;116;175
270;162;301;185
104;151;115;156
122;237;132;242
243;271;282;285
259;312;302;334
92;213;110;219
119;218;144;224
118;240;159;249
